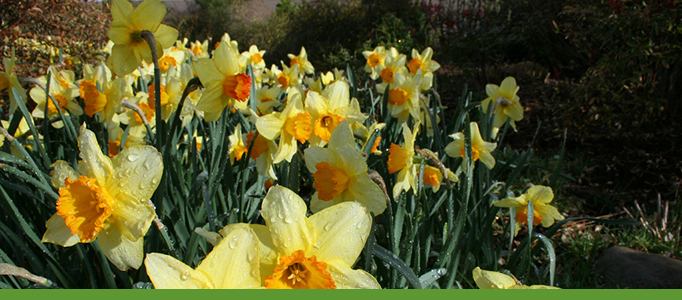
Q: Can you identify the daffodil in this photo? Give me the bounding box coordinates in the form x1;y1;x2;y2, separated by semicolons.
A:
29;67;83;128
42;125;162;271
188;39;209;60
0;50;28;115
387;122;418;199
407;47;440;90
119;91;156;128
492;185;565;234
194;41;252;121
472;267;559;289
256;89;312;164
78;63;128;126
305;80;367;147
220;185;381;289
362;46;388;80
444;122;497;171
244;127;279;180
288;47;314;74
275;62;301;93
375;48;407;93
304;121;387;215
481;76;523;130
229;123;248;164
387;70;422;123
253;84;282;116
147;66;183;121
144;226;262;289
242;45;267;75
107;0;179;76
156;46;186;74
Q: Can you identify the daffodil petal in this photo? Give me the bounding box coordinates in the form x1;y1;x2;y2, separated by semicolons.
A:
145;253;213;289
327;121;355;151
485;84;500;98
349;175;387;215
326;259;381;289
77;125;114;186
110;0;134;27
303;147;335;173
472;267;516;289
309;192;335;214
110;44;141;76
194;58;222;83
304;91;327;118
255;113;284;140
109;146;163;202
129;0;164;32
50;160;79;189
220;223;278;282
261;186;317;256
336;145;366;176
499;77;518;98
154;25;179;49
197;226;261;288
41;214;80;247
503;102;524;121
308;201;371;264
97;225;143;271
213;42;239;76
526;185;554;204
111;191;155;241
491;197;525;208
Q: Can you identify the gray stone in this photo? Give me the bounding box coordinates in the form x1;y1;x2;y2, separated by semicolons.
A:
595;246;682;288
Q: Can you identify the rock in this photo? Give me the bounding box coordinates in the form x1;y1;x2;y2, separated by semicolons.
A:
595;246;682;288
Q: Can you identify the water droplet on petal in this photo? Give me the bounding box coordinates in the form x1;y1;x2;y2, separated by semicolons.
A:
127;153;140;161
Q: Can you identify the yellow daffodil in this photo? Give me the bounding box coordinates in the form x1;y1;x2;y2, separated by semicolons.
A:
472;267;559;289
30;68;83;128
376;48;407;93
0;50;28;115
492;185;565;234
107;0;179;76
229;123;248;164
481;76;523;130
242;45;267;75
422;166;443;192
444;122;497;171
244;128;279;180
221;185;381;289
148;66;183;121
255;85;283;116
288;47;314;74
256;89;312;164
275;62;301;93
408;47;440;90
119;91;156;128
194;41;252;121
387;70;422;123
387;123;419;199
156;46;186;74
304;121;387;215
362;46;388;80
305;80;367;147
78;63;128;126
188;39;209;60
145;226;262;289
42;125;163;271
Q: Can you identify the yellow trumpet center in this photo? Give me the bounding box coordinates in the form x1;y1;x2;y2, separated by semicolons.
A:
460;146;480;162
47;94;69;114
387;143;408;174
408;58;423;74
56;176;114;243
313;161;350;201
367;53;382;67
314;113;345;142
147;84;170;111
381;67;395;83
252;53;263;64
290;57;300;68
422;166;442;187
278;74;290;88
265;250;336;289
79;80;107;117
388;88;408;106
191;43;202;56
159;55;178;72
246;131;269;160
515;206;543;226
134;102;155;124
284;112;312;144
223;73;252;102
